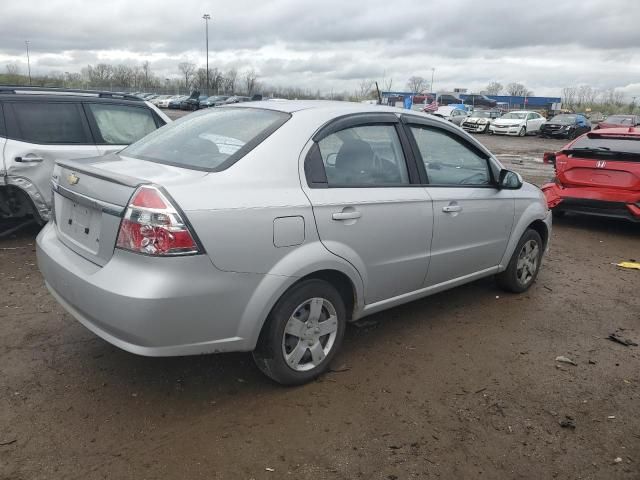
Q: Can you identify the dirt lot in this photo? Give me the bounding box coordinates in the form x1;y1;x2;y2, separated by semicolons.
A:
1;128;639;480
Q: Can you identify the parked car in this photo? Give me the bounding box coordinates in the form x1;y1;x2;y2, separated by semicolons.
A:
593;114;640;130
586;111;605;123
430;105;468;125
151;95;172;107
0;86;171;223
223;95;252;104
489;110;546;136
199;95;230;108
460;109;501;133
436;93;463;105
182;94;209;111
36;101;551;385
542;127;640;221
168;95;189;109
538;114;591;139
157;95;181;108
463;94;498;108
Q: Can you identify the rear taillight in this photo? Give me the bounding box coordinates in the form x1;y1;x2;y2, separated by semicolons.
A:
116;185;200;256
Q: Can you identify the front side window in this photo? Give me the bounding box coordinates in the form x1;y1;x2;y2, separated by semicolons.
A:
123;107;289;170
317;125;410;186
88;104;159;145
11;102;89;144
410;126;491;186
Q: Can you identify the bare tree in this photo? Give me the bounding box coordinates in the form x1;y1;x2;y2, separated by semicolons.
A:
6;63;21;76
178;62;196;89
111;64;134;87
406;76;427;94
84;63;113;86
562;86;577;108
356;79;375;100
506;82;532;97
244;69;259;96
485;81;503;95
223;68;237;94
141;61;153;88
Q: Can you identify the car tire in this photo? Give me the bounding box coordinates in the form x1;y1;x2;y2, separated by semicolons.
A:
496;229;544;293
253;279;346;385
483;124;490;133
518;126;527;137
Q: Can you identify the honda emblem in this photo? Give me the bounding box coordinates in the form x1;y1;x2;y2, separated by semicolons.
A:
596;161;607;169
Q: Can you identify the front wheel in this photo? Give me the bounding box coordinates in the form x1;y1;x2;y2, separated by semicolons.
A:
518;126;527;137
496;229;543;293
253;279;346;385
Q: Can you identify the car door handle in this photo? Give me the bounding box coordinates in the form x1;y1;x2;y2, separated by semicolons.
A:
442;205;462;213
15;156;44;163
332;211;362;221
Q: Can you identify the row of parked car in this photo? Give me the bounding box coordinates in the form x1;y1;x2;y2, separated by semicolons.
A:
129;92;260;111
429;105;640;139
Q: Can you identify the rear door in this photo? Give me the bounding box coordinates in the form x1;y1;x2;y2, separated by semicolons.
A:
302;113;433;305
3;100;99;214
83;102;166;156
402;116;515;286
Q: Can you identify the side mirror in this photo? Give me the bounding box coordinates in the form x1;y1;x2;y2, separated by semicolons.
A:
498;169;523;190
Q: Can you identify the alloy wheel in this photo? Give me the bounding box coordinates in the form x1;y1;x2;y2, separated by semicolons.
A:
282;297;339;372
516;239;539;286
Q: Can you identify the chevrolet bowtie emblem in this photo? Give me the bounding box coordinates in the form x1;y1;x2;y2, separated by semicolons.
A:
67;173;79;185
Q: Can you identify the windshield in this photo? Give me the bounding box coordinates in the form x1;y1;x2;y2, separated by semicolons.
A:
501;112;526;119
568;135;640;156
549;114;577;124
605;115;634;125
470;111;491;118
122;108;290;171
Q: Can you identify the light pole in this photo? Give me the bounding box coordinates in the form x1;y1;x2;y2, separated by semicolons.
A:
430;68;435;94
25;40;32;85
202;14;211;95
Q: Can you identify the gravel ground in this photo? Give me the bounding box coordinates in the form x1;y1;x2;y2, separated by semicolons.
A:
1;121;639;480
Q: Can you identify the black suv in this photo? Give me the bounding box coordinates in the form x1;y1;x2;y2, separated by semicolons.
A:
463;94;498;108
0;86;170;223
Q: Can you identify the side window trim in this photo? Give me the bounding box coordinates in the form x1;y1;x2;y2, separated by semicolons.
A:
400;118;497;187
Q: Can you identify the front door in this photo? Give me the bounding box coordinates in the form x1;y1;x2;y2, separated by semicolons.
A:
302;118;433;304
3;101;98;217
404;121;515;286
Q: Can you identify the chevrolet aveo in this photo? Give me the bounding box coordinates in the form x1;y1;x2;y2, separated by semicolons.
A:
37;101;552;385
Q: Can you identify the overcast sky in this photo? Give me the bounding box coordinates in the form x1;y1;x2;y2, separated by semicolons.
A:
1;0;639;97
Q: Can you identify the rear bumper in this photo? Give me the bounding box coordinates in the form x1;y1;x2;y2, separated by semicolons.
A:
542;183;640;221
36;222;268;356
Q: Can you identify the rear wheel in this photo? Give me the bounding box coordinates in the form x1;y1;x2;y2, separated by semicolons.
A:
496;229;543;293
253;279;346;385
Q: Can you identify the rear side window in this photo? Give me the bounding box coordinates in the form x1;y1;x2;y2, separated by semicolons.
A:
410;126;491;186
317;125;410;186
10;102;90;144
87;104;158;145
123;107;290;171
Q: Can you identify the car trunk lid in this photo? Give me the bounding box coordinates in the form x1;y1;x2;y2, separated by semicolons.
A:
556;153;640;191
51;153;208;266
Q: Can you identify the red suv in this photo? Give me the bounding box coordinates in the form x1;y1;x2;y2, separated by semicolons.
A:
542;127;640;221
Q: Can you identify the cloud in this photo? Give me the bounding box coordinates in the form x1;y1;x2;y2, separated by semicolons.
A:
1;0;639;96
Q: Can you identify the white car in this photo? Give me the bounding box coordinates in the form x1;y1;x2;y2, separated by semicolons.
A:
157;95;181;108
489;111;546;136
429;106;469;126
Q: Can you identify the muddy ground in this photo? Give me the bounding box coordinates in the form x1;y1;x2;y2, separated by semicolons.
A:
1;131;639;480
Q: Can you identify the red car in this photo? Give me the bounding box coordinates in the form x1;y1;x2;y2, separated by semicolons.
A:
541;127;640;222
593;114;640;129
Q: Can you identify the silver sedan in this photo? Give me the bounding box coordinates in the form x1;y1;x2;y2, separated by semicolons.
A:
37;101;551;385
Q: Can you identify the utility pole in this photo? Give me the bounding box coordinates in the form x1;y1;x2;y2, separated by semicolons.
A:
25;40;32;85
202;14;211;95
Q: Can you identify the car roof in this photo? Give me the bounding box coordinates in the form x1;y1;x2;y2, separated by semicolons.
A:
226;99;436;116
590;127;640;136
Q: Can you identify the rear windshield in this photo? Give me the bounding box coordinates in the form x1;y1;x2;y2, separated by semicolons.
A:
569;134;640;155
122;107;290;171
